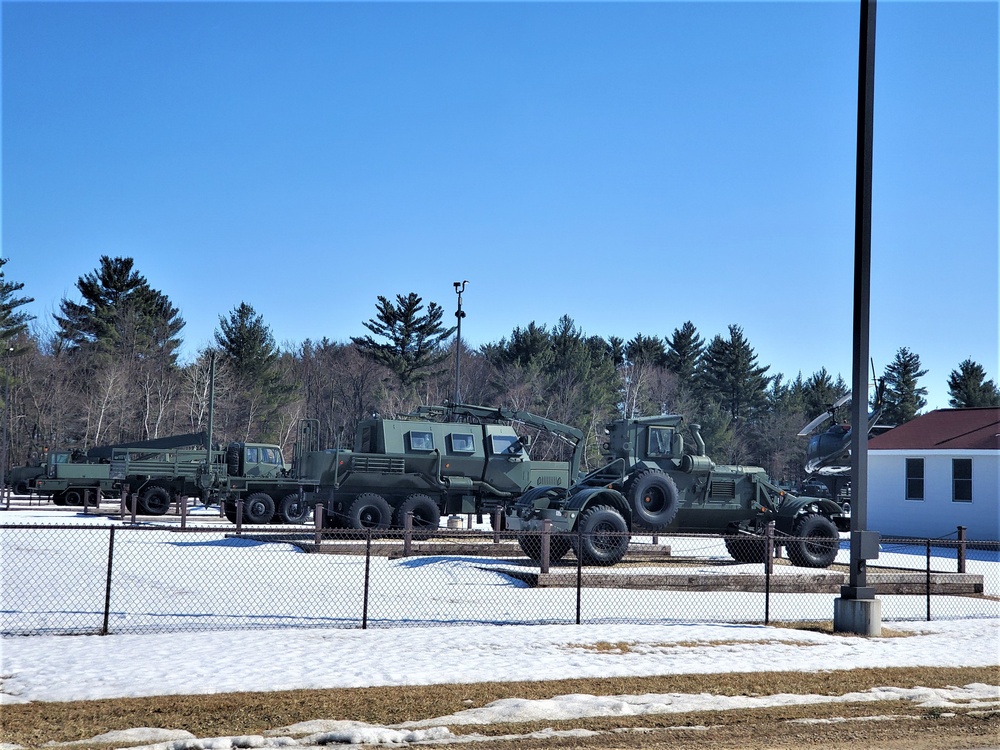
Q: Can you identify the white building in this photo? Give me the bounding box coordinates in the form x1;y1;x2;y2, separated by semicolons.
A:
867;407;1000;541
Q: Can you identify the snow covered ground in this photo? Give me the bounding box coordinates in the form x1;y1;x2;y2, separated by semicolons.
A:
1;503;998;749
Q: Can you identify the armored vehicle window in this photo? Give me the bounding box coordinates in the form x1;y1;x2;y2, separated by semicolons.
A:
449;433;475;453
491;435;522;455
408;431;435;451
246;447;259;463
647;427;673;458
261;447;280;464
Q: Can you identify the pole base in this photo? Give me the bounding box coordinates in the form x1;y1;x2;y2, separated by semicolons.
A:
833;596;882;636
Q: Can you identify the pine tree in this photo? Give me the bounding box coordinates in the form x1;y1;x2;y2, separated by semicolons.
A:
351;293;456;388
0;258;34;352
214;302;292;440
698;324;772;421
881;347;928;425
664;321;704;384
54;256;184;361
947;358;1000;407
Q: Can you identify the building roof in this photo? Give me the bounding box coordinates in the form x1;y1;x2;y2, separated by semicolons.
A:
868;407;1000;451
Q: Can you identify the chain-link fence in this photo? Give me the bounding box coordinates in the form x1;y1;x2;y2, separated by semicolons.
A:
2;521;997;636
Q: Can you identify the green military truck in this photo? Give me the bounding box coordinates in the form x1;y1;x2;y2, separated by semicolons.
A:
31;433;207;506
109;434;319;522
506;413;849;568
302;403;584;531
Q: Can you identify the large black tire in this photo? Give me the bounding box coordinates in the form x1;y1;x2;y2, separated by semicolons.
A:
278;493;310;524
64;489;83;506
52;492;67;506
140;485;171;516
225;444;241;477
787;514;841;568
517;533;572;564
347;493;392;530
571;505;630;566
14;481;29;496
223;496;239;524
724;533;768;564
625;469;680;532
242;492;276;524
393;493;441;538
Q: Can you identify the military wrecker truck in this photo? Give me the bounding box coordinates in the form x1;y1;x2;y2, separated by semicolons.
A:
30;433;207;507
506;414;849;568
301;403;584;531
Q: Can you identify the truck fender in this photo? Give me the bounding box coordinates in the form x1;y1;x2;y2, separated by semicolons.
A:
565;487;632;527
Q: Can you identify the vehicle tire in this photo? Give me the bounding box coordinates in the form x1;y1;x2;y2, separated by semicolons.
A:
278;493;310;524
64;489;83;506
625;469;679;532
571;505;630;566
724;532;767;564
225;444;241;477
517;533;572;563
14;481;28;496
223;496;239;524
787;514;841;568
140;485;171;516
242;492;276;524
52;492;67;506
347;493;392;530
394;493;441;538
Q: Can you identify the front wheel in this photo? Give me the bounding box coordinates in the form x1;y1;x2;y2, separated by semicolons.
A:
243;492;276;524
787;514;841;568
571;505;630;566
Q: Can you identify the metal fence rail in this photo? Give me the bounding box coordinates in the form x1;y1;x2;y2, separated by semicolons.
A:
1;523;996;637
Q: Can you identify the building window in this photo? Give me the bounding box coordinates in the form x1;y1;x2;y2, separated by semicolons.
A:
905;458;924;500
953;458;972;502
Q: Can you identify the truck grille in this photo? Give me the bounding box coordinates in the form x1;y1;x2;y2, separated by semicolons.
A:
351;456;406;474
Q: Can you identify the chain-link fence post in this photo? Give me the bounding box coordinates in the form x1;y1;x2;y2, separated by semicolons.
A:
540;519;551;575
764;521;775;624
102;526;116;635
576;522;583;625
926;539;932;621
363;527;372;630
957;526;967;573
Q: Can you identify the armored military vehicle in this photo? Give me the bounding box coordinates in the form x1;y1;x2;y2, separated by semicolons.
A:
506;414;849;568
302;403;584;531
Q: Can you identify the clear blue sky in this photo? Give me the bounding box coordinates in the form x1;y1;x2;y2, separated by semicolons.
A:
2;0;997;411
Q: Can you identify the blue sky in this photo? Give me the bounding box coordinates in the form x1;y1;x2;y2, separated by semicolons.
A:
2;0;997;411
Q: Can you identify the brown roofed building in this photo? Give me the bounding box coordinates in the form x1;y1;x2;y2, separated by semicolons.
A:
867;408;999;541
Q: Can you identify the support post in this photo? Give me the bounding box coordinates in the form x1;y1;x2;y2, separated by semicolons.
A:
540;519;551;575
835;0;882;637
957;526;967;573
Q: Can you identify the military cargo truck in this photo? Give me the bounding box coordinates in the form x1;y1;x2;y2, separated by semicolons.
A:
506;413;849;568
110;435;318;522
303;403;584;532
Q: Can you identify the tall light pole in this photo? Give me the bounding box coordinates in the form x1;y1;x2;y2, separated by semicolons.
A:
453;281;468;406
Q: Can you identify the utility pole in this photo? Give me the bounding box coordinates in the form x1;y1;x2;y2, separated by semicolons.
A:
835;0;882;636
453;281;468;406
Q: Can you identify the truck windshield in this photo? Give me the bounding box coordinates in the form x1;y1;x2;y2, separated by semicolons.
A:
490;435;522;455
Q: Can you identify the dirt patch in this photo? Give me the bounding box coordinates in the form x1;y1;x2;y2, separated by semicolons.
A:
2;666;997;749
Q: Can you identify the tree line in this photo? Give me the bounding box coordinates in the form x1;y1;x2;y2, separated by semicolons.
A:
2;256;998;483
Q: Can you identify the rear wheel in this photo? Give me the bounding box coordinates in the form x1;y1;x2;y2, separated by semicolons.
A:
242;492;276;524
14;481;29;496
787;514;840;568
571;505;630;566
52;492;67;506
140;486;171;515
394;493;441;538
518;533;573;563
347;493;392;530
278;493;310;524
64;489;83;506
724;530;767;564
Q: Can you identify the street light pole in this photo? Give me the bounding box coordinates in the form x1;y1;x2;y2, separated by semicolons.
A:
453;281;468;406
